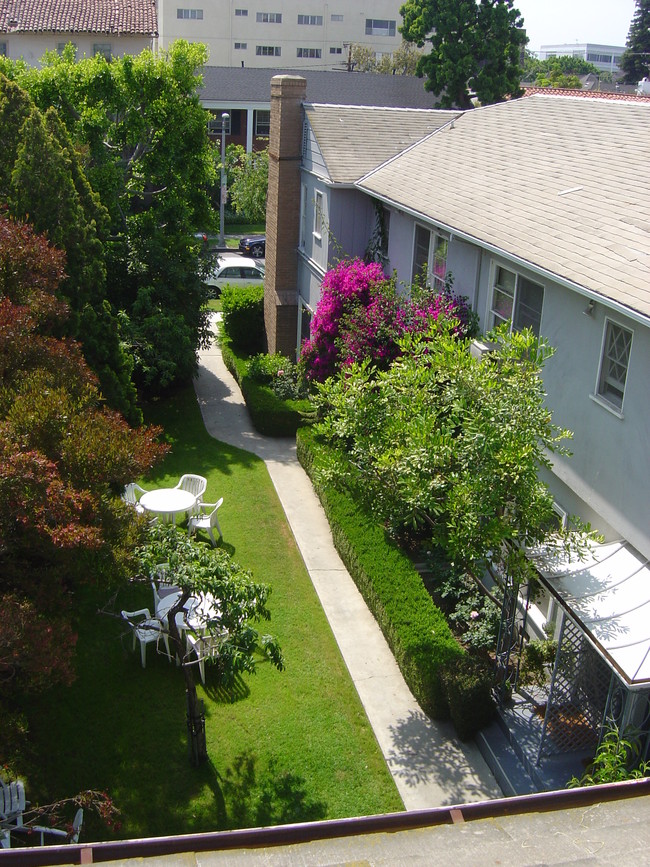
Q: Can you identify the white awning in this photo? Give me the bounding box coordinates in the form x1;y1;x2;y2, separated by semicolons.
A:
528;539;650;688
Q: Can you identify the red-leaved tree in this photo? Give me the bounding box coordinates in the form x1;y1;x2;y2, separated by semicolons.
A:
0;216;168;712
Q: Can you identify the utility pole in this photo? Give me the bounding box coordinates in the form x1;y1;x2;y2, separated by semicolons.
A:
218;112;230;248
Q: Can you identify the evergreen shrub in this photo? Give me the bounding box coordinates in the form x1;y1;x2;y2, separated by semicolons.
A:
220;284;265;354
439;655;496;740
297;426;463;718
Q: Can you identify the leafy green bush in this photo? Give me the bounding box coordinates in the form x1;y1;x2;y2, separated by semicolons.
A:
297;426;463;718
249;353;309;401
221;338;313;437
569;725;650;786
428;560;501;652
220;284;265;354
519;638;558;689
439;656;496;740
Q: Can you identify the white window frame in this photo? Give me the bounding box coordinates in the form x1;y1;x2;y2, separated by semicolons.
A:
177;7;203;18
313;190;323;241
297;48;322;58
234;42;247;50
298;14;323;25
411;225;448;291
330;46;342;54
234;7;248;14
256;11;282;23
365;18;396;37
331;14;344;22
299;184;308;249
594;318;633;414
489;263;544;337
255;109;270;136
256;45;281;56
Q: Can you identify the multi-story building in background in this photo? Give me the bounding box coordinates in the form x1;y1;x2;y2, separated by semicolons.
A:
539;43;625;76
158;0;403;69
1;0;404;70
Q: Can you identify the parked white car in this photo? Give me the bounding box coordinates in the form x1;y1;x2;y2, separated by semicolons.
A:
206;255;265;294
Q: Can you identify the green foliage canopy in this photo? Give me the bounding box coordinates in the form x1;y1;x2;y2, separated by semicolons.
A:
225;144;269;224
0;72;139;421
0;216;167;714
314;323;572;584
521;53;600;82
349;41;424;75
619;0;650;83
0;42;218;395
399;0;527;108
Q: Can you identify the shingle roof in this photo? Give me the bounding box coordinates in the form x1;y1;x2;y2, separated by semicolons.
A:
305;104;459;184
358;94;650;320
200;66;440;109
0;0;157;36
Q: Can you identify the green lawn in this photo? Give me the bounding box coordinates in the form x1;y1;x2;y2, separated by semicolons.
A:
18;386;402;841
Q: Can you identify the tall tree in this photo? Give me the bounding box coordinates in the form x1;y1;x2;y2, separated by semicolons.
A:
0;73;139;422
313;322;586;588
0;42;217;394
225;144;269;224
0;216;167;732
400;0;527;109
619;0;650;83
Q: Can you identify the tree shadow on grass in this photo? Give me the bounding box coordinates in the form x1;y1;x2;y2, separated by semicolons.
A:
204;673;250;705
217;750;328;828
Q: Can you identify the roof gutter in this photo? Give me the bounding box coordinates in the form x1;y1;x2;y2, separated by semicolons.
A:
3;778;650;866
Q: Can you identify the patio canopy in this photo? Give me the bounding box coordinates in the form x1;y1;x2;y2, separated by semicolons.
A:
528;539;650;688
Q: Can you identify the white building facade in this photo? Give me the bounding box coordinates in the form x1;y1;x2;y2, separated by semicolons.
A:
539;43;625;75
159;0;403;68
0;0;157;65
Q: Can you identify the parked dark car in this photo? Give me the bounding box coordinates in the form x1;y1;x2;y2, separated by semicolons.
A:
238;235;266;257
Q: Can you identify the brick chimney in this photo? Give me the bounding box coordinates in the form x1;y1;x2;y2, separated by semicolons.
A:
264;75;306;357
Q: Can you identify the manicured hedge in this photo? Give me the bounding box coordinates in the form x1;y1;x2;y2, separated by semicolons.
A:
297;426;464;719
220;284;265;355
440;656;496;740
220;337;312;437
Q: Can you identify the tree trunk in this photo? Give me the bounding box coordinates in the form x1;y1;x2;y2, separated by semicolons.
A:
166;592;207;765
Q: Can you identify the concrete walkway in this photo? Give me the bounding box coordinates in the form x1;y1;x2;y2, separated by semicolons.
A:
194;316;501;810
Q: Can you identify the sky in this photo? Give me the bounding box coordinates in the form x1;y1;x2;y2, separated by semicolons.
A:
513;0;637;51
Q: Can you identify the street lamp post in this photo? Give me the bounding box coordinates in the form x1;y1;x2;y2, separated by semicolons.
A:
219;112;230;248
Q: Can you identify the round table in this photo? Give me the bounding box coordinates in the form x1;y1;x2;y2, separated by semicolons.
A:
139;488;197;523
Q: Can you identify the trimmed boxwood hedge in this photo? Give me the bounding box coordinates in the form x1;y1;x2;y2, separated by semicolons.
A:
220;284;265;355
220;336;312;437
297;426;464;719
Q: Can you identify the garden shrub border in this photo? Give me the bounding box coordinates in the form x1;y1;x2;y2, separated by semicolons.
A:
297;426;464;719
220;334;312;437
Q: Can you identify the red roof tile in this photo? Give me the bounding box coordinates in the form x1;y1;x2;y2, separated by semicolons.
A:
523;86;650;103
1;0;157;36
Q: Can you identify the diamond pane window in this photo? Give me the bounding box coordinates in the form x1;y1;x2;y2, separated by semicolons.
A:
598;321;633;411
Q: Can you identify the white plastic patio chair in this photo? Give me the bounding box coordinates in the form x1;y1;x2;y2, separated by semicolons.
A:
185;632;224;684
0;777;26;827
121;608;170;667
151;563;180;607
121;483;149;514
30;807;84;846
174;474;207;516
187;498;224;547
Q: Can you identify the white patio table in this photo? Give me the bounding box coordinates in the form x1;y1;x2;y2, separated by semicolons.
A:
139;488;196;523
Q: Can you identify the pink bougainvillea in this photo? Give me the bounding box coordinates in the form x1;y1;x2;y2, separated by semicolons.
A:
300;258;478;383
